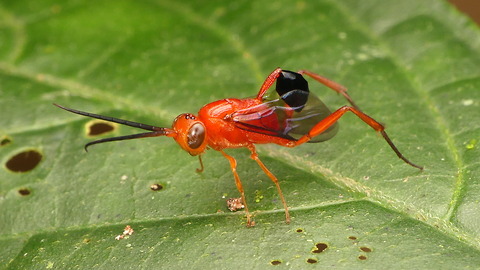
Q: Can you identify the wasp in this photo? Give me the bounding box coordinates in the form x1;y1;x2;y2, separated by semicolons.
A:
55;68;422;227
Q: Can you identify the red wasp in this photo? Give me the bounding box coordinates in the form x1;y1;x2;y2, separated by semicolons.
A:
55;68;422;227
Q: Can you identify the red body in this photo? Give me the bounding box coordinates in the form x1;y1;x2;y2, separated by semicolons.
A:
198;98;291;150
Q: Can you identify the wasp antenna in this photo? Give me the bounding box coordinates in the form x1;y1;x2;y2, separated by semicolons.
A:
53;103;165;132
53;104;176;151
83;130;175;151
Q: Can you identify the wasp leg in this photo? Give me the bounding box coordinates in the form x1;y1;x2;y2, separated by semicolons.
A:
256;68;283;100
248;145;291;224
298;70;360;111
290;106;423;170
220;150;254;227
196;155;204;173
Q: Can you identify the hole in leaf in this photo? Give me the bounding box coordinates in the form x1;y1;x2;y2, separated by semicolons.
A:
87;121;115;136
348;236;357;240
1;136;12;146
360;246;372;252
18;188;31;196
296;228;304;233
6;150;42;172
150;183;164;191
270;260;281;265
312;243;328;253
306;258;318;264
358;255;367;260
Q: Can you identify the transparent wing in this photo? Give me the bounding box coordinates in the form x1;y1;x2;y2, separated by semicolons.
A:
233;89;338;143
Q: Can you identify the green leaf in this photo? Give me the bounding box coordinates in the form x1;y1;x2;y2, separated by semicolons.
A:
1;0;480;268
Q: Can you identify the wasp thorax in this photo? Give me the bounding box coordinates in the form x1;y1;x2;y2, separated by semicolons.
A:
172;114;207;155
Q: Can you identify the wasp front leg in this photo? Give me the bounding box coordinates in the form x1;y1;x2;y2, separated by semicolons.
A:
196;155;204;173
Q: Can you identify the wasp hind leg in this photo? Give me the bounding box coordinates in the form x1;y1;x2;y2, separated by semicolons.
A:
297;69;360;110
290;106;423;170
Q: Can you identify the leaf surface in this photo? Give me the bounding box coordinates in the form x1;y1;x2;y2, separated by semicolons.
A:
1;0;479;268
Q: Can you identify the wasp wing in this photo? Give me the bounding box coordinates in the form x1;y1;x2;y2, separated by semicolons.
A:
233;89;338;143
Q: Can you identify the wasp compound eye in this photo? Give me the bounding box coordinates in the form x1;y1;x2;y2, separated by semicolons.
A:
187;123;205;149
